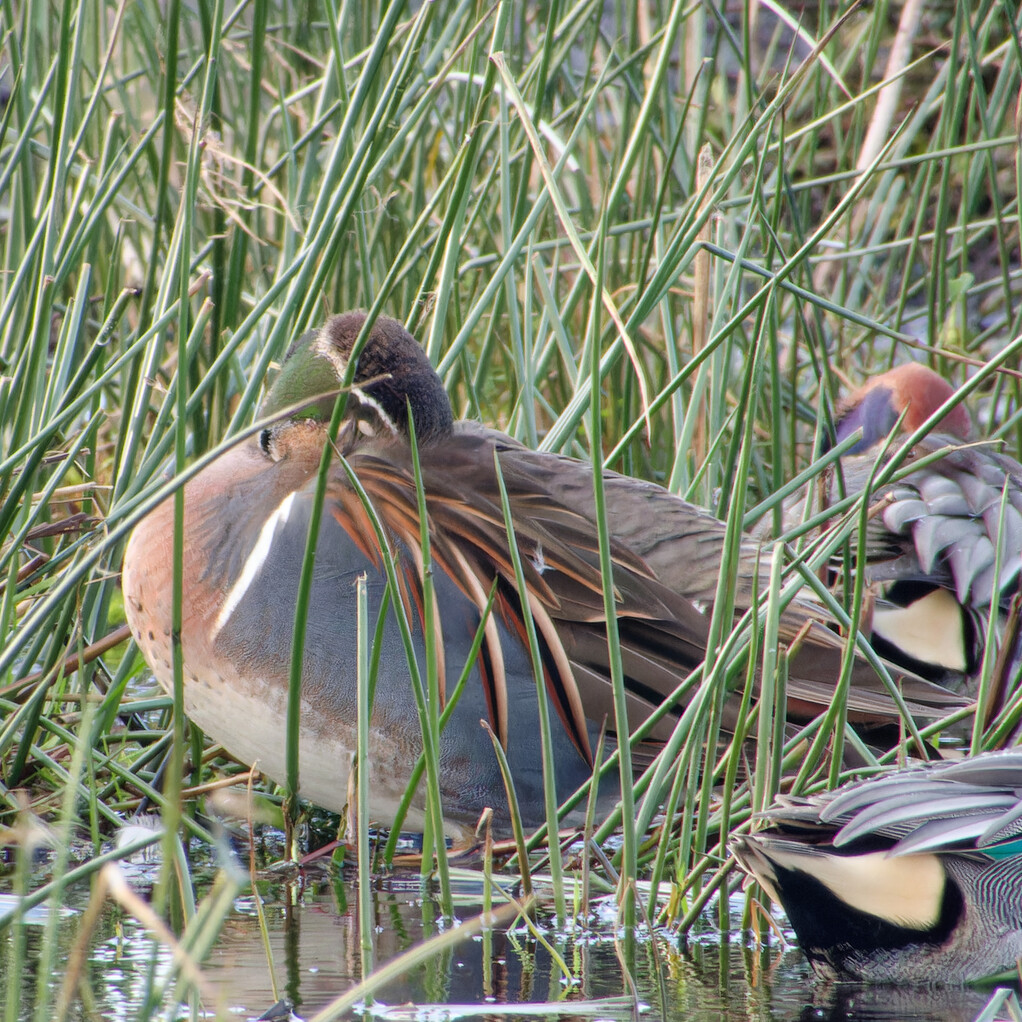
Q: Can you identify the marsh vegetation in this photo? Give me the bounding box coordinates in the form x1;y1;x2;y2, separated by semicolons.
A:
2;1;1022;1018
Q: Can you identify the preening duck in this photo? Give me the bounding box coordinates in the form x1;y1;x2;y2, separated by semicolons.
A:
788;363;1022;694
121;315;965;837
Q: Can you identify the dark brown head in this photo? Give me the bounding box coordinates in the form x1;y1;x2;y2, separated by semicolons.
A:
262;312;454;443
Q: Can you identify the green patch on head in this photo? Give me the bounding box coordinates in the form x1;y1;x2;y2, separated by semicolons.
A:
260;314;453;442
261;327;345;421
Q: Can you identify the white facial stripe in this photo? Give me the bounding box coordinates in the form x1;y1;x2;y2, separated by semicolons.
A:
313;332;398;436
352;386;399;437
314;332;348;377
211;491;297;641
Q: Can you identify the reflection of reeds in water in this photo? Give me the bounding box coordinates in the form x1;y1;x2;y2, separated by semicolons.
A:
2;1;1022;1017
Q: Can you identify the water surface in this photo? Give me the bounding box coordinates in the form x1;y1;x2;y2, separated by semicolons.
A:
3;853;1014;1021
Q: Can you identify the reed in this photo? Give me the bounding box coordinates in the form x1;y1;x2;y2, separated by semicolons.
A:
2;0;1021;1017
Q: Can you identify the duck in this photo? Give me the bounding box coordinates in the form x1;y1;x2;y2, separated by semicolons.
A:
121;314;966;838
781;363;1022;696
732;749;1022;984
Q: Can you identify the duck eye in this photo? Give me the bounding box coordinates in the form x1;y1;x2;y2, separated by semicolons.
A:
259;428;274;457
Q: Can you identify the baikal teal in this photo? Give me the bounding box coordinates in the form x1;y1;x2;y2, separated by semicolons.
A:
122;313;969;841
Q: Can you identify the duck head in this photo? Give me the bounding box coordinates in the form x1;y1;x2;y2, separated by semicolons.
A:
833;363;972;454
262;312;454;445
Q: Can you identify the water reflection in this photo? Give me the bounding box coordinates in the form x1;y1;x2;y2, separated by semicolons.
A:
794;984;1016;1022
130;871;1022;1020
2;864;1017;1020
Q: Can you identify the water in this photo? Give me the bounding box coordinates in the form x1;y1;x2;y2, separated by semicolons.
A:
1;853;1016;1021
